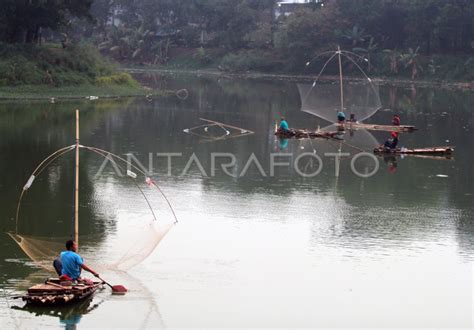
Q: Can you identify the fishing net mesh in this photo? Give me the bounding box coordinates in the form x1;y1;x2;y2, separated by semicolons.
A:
9;220;174;272
298;80;382;124
8;233;63;271
106;221;174;270
10;171;176;273
320;125;381;150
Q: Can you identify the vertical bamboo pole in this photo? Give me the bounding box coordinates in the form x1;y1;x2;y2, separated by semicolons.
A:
337;45;344;112
74;109;80;248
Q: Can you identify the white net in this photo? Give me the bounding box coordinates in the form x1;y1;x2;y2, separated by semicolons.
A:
10;146;177;273
298;81;382;123
299;50;382;123
9;221;175;272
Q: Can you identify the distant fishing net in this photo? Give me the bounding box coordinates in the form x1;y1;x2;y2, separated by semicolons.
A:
299;50;382;123
183;117;254;142
320;125;380;152
293;126;380;172
299;81;381;123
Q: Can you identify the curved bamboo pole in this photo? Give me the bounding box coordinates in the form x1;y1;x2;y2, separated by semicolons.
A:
74;109;80;248
15;145;76;233
337;45;344;113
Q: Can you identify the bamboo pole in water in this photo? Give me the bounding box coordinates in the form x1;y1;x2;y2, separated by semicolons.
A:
74;109;80;248
337;45;344;113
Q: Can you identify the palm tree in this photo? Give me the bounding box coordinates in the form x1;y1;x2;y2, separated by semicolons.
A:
382;49;401;74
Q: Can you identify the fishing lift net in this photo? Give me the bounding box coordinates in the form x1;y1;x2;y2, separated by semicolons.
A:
10;145;178;272
299;50;382;124
298;124;380;161
7;233;64;271
283;121;381;176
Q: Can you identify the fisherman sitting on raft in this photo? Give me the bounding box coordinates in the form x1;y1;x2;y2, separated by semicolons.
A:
384;131;399;150
53;240;99;282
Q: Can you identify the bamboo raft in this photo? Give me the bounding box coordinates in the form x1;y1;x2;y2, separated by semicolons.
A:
19;278;102;306
344;122;417;132
275;128;342;139
373;146;454;155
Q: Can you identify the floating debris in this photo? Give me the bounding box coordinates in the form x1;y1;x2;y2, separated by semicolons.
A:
435;174;449;178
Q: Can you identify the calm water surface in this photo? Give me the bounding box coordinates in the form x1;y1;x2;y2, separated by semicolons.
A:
0;73;473;328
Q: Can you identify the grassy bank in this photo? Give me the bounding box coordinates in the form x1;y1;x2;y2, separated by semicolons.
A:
0;42;148;99
0;84;150;100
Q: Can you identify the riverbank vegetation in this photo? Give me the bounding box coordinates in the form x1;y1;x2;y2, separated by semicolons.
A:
0;43;144;98
87;0;473;82
0;0;472;91
0;1;143;97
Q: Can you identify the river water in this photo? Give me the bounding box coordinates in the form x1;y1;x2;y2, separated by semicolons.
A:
0;73;473;328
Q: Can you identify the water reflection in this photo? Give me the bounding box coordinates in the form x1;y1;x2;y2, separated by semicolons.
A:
3;269;165;329
11;296;99;329
0;72;473;327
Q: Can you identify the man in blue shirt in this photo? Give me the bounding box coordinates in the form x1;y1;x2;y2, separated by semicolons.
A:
279;117;289;132
60;240;98;280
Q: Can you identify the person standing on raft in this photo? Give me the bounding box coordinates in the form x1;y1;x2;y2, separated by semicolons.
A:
337;111;346;124
392;114;401;126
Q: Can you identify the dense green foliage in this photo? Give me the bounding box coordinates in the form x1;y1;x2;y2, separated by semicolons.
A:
0;43;138;88
82;0;474;80
0;0;473;82
0;1;141;90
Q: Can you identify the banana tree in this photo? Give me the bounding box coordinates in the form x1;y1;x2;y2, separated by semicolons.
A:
401;47;423;79
382;49;401;74
98;24;156;61
342;25;370;48
353;37;378;72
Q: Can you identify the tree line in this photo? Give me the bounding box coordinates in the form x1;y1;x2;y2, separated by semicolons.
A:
1;0;473;78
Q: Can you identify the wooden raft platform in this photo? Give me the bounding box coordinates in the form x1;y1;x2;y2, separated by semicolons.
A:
344;122;417;132
275;128;341;139
22;278;102;306
373;146;454;155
